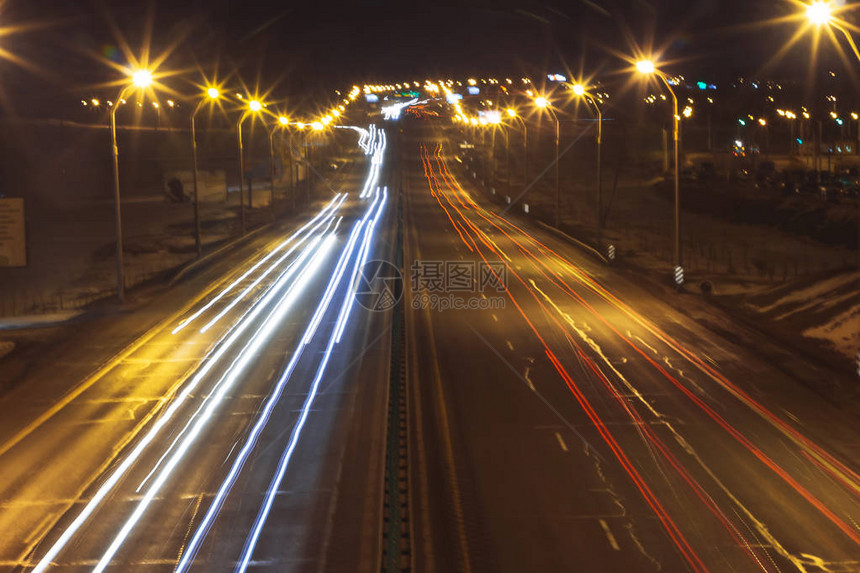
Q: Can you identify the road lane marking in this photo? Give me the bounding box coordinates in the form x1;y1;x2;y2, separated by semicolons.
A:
598;519;621;551
14;357;204;564
524;368;535;392
505;340;514;351
0;248;285;459
555;432;568;452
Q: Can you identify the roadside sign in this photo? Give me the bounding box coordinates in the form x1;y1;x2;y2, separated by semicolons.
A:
0;198;26;267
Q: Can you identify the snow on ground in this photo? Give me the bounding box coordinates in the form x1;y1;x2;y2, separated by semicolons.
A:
748;270;859;361
804;305;860;362
755;272;859;314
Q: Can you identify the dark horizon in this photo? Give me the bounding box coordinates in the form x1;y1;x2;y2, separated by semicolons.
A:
1;0;857;118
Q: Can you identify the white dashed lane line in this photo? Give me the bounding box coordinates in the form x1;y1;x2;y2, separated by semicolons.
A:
598;519;621;551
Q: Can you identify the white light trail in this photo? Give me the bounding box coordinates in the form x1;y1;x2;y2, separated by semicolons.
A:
335;186;388;343
171;194;345;335
235;187;388;573
30;226;336;573
91;235;335;573
382;97;418;120
133;231;329;494
173;208;373;573
31;124;385;572
359;127;387;199
301;191;379;344
198;211;341;334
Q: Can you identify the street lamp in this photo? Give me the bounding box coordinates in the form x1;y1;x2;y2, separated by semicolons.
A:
805;1;860;63
237;99;264;234
110;68;153;303
636;58;683;287
190;86;221;258
534;95;562;228
807;1;833;25
569;83;604;246
506;108;528;186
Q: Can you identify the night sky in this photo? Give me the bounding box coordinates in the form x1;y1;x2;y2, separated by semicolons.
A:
0;0;854;115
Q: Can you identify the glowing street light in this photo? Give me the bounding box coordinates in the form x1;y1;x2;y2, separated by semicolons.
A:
635;57;684;287
190;86;222;257
131;69;153;88
636;60;657;75
805;1;860;66
109;67;156;303
807;1;833;25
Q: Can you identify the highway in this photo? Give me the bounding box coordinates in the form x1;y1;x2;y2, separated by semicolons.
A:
403;129;860;573
0;121;858;573
0;126;394;572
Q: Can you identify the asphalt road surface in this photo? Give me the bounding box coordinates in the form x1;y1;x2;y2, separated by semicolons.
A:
402;127;860;573
1;122;858;573
0;126;394;572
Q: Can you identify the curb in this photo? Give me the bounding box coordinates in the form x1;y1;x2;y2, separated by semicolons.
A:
169;222;276;287
0;311;85;332
534;220;608;264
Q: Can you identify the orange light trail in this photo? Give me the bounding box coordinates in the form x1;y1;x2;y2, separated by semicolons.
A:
419;144;710;572
432;145;860;510
418;141;860;568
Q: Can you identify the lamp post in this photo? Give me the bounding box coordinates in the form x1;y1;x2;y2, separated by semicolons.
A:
569;84;604;246
293;123;306;207
268;116;289;204
804;3;860;365
236;99;263;234
284;122;296;211
502;124;510;189
806;0;860;61
535;96;561;228
636;59;683;286
110;68;153;303
309;121;324;201
506;108;528;186
190;87;221;258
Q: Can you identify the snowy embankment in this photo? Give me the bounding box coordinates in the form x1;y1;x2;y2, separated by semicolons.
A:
747;271;859;361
